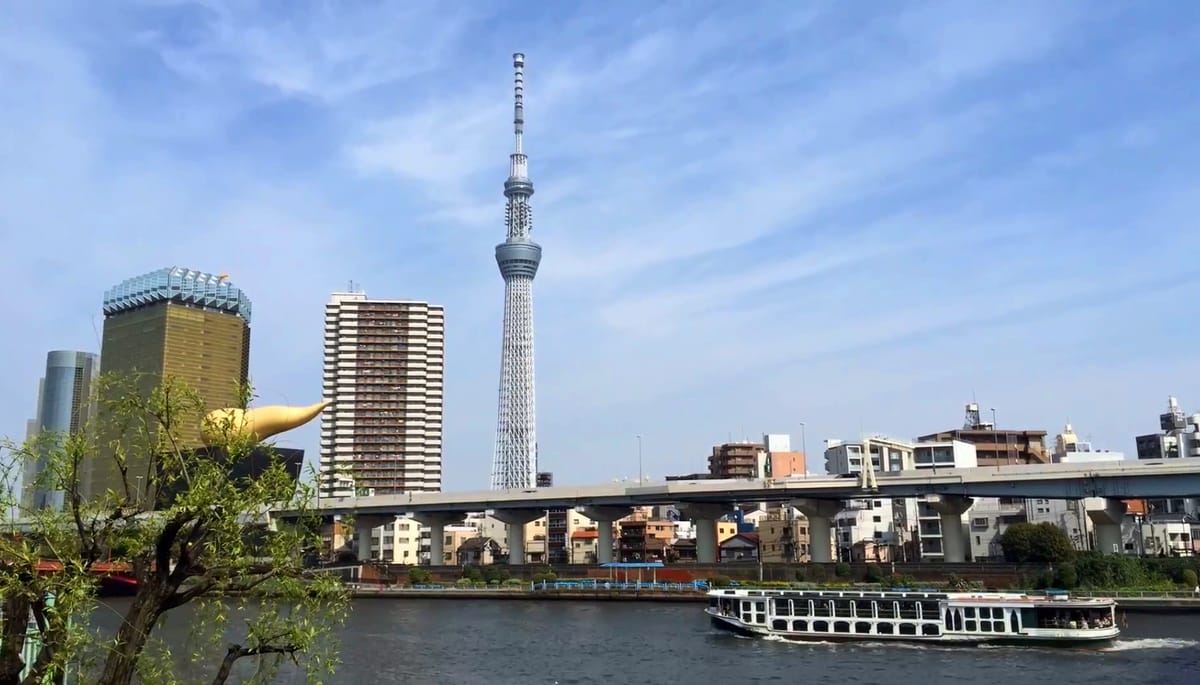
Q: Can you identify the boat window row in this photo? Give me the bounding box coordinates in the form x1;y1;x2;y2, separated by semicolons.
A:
944;606;1019;634
1029;607;1115;630
768;619;940;637
773;597;939;620
960;606;1005;619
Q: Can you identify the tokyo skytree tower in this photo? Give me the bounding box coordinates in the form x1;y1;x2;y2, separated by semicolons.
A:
490;53;541;490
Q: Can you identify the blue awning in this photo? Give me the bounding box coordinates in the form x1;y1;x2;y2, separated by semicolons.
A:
599;562;665;568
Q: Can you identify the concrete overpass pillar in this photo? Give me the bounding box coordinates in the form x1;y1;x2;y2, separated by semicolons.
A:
493;509;543;565
1085;498;1127;556
795;499;842;563
925;495;973;563
353;515;392;563
412;512;464;566
681;503;731;564
580;506;630;564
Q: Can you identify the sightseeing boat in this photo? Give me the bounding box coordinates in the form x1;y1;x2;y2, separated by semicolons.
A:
707;587;1120;647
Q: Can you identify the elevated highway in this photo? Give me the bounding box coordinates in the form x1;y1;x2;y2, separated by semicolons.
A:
281;460;1200;566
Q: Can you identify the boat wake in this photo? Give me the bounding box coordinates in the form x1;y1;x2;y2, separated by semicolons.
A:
1102;638;1199;651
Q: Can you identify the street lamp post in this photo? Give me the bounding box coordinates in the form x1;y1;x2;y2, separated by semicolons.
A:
636;434;643;485
799;422;807;477
990;408;1000;471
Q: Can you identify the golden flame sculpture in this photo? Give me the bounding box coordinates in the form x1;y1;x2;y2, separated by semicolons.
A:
200;401;330;446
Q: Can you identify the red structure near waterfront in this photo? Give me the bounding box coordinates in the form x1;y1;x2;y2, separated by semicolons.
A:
30;560;138;596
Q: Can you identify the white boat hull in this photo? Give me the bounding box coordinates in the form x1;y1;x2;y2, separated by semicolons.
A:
706;588;1122;648
708;609;1119;646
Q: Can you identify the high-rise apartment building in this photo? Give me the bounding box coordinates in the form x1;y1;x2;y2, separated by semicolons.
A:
22;351;99;511
87;267;251;500
320;291;444;497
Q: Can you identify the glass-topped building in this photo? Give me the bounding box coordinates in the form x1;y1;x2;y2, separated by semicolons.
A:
87;267;253;502
23;350;99;512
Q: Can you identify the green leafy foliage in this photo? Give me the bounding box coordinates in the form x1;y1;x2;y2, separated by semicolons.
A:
1021;553;1200;591
408;568;433;585
1052;563;1078;589
0;373;347;685
480;566;510;584
708;575;733;588
879;573;917;589
998;522;1076;563
1182;569;1198;588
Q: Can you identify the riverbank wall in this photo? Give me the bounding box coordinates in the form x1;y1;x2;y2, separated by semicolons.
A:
353;561;1049;588
346;586;1200;612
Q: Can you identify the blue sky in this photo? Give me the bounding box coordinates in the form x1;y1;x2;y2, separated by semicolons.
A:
2;1;1199;490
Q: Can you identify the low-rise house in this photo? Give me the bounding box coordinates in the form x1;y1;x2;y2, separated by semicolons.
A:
457;537;503;566
719;533;760;563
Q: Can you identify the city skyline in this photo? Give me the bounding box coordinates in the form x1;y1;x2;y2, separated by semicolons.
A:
2;2;1199;490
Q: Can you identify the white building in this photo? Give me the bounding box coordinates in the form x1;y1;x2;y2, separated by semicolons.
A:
1054;422;1127;464
1122;516;1195;557
912;440;977;560
319;290;445;498
365;516;423;564
824;436;915;475
823;437;919;562
833;497;920;563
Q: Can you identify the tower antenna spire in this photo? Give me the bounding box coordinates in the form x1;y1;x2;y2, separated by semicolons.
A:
513;52;525;153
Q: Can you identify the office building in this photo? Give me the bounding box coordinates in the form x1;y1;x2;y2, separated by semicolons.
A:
320;290;445;497
88;267;251;500
1133;396;1200;516
22;351;99;511
917;402;1049;466
762;433;807;477
708;442;762;479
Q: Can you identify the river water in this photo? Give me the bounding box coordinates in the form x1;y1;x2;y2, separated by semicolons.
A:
100;599;1200;684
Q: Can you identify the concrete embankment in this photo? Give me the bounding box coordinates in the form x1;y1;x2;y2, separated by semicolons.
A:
348;587;1200;612
350;587;706;603
1107;597;1200;612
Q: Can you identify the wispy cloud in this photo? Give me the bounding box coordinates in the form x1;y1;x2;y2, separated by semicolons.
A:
3;1;1199;487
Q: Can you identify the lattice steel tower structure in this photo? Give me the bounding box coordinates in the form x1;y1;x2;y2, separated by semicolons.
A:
491;53;542;490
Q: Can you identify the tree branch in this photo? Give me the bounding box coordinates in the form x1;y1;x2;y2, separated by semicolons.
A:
156;509;196;582
209;643;299;685
162;566;281;611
